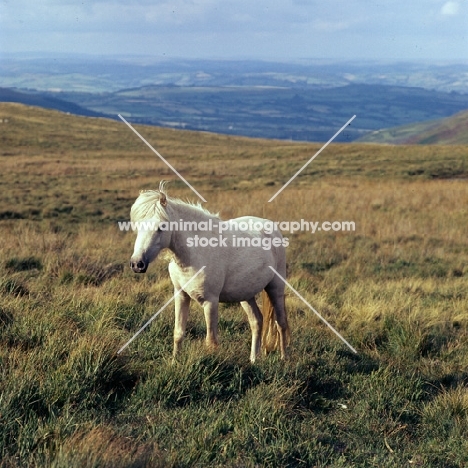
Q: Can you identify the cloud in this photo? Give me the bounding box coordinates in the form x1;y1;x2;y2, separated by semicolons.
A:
312;20;354;33
441;1;459;15
1;0;467;60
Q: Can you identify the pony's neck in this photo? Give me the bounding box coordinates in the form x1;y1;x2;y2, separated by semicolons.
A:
167;202;218;267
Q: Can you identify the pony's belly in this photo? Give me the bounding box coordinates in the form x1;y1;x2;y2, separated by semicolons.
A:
219;291;260;303
218;281;265;303
216;256;278;302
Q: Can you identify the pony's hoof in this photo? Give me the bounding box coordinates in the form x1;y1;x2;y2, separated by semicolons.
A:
205;341;219;351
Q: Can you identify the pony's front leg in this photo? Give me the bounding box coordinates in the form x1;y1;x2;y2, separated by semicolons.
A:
203;299;219;350
173;289;191;357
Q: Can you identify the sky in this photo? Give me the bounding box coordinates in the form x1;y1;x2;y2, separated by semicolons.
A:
1;0;467;61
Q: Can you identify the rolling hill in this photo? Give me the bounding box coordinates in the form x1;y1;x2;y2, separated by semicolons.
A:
358;109;468;144
3;56;468;93
0;87;108;119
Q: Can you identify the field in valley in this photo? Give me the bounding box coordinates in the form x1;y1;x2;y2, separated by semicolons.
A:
1;103;468;467
47;83;468;143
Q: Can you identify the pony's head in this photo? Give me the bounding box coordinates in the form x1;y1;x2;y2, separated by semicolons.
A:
129;182;172;273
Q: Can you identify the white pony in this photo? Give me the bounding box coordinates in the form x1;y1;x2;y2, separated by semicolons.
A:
129;182;290;362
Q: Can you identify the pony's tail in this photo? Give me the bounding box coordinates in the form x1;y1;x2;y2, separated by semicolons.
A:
261;290;290;354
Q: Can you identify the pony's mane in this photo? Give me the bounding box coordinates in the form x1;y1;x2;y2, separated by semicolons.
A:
131;182;218;222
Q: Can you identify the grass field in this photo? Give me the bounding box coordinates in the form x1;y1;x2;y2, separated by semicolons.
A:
1;103;468;467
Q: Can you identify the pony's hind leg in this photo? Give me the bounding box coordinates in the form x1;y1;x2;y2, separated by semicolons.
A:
173;289;191;358
265;281;290;359
241;298;263;363
203;299;219;350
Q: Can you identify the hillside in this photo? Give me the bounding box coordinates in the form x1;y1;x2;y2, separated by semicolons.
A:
2;103;468;466
359;109;468;145
0;87;108;118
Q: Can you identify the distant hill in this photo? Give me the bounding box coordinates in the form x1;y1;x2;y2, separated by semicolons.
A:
358;109;468;145
3;83;468;143
0;87;108;118
49;84;468;143
2;56;468;93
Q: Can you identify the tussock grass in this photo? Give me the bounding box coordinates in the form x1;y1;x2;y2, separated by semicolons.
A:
1;103;468;466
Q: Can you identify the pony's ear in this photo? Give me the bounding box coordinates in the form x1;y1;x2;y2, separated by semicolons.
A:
160;192;167;207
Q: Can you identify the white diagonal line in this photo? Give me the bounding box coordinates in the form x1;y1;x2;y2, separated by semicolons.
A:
268;266;357;354
117;266;206;354
268;115;356;202
118;114;207;202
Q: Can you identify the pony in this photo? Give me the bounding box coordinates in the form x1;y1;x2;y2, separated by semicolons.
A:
129;182;290;362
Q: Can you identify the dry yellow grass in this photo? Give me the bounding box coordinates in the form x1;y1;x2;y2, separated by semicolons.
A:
2;103;468;466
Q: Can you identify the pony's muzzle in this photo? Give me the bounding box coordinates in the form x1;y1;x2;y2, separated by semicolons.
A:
130;259;147;273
